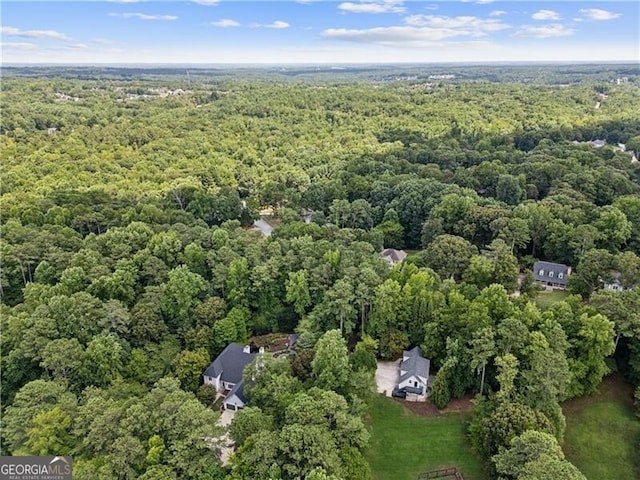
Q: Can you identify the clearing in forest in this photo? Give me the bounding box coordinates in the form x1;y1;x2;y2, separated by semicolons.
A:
563;373;640;480
365;394;484;480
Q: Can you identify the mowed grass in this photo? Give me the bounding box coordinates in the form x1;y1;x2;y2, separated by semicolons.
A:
535;289;570;309
563;374;640;480
365;395;485;480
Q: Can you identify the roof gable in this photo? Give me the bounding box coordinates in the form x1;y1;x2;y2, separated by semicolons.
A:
203;343;256;384
400;346;430;380
381;248;407;263
533;261;570;285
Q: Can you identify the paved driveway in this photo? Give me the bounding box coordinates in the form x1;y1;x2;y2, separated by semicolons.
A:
252;218;273;236
375;360;400;397
213;408;237;465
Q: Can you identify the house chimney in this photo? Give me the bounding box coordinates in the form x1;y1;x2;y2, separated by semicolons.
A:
243;345;250;354
259;346;265;354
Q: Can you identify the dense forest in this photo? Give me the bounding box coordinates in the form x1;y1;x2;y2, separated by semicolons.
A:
1;64;640;480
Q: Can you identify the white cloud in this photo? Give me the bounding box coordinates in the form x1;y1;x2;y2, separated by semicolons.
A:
425;4;438;11
489;10;506;17
476;0;494;4
267;21;290;29
93;38;116;45
108;13;178;20
513;24;575;38
1;41;37;50
68;43;89;49
532;9;560;21
107;0;144;3
1;26;71;41
210;19;240;27
192;0;219;5
404;15;510;32
579;9;621;21
251;20;290;29
323;22;508;46
338;1;405;14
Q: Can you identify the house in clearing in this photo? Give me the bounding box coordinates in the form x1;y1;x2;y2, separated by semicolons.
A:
203;343;258;410
398;347;430;395
533;261;571;290
381;248;407;266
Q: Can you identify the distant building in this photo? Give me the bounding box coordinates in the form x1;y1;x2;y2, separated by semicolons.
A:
591;139;606;148
381;248;407;266
603;271;635;292
301;208;313;224
533;261;571;289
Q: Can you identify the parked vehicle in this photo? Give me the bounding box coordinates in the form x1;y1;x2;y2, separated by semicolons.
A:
391;388;407;399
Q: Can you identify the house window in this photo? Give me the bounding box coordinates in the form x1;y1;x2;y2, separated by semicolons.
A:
558;273;564;279
539;269;544;276
549;271;554;278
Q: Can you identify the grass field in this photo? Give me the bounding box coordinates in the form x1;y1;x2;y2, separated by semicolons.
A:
365;395;485;480
563;374;640;480
535;289;570;309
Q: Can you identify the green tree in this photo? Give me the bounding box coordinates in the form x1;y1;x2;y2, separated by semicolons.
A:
174;349;210;393
470;327;495;396
285;270;311;316
312;330;351;394
24;406;74;456
161;266;207;330
422;234;478;280
493;430;585;480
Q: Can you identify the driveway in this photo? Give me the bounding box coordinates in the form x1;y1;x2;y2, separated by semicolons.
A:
375;359;400;397
252;218;273;236
213;408;237;465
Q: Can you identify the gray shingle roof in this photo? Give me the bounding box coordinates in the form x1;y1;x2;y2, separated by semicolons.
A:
381;248;407;264
203;343;255;385
400;347;430;381
533;261;570;285
226;379;248;404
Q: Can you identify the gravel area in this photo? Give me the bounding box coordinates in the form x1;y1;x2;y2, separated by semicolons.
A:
375;360;400;396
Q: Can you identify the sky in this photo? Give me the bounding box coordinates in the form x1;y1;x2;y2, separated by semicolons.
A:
1;1;639;64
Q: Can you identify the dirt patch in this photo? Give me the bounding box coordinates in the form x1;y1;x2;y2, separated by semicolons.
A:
562;372;635;416
375;360;401;396
248;333;290;353
396;393;474;417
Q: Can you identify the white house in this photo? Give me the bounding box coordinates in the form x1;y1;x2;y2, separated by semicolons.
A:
603;271;635;292
398;347;430;395
203;343;257;410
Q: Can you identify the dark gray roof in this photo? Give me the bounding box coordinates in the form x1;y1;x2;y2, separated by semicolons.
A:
381;248;407;263
400;347;430;381
203;343;255;384
226;379;248;404
533;261;570;285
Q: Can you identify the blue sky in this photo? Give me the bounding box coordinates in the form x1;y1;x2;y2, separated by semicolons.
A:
2;1;638;63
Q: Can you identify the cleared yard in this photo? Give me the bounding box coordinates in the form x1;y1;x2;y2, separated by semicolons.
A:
535;289;570;309
365;394;485;480
375;360;400;396
563;374;640;480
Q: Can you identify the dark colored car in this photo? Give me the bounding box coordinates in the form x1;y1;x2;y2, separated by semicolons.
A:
391;388;407;399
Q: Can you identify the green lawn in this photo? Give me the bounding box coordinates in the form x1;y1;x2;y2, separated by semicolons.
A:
535;289;570;309
365;395;485;480
563;374;640;480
